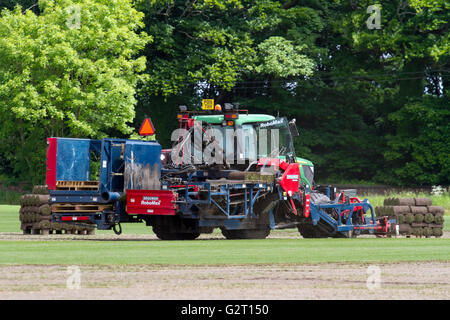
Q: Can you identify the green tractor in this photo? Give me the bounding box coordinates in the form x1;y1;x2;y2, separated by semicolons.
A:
159;102;329;239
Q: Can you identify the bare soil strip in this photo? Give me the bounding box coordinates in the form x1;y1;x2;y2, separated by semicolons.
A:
0;261;449;300
0;230;449;241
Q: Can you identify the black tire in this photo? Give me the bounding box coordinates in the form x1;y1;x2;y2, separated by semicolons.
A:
153;226;200;240
297;192;332;238
297;223;330;238
310;192;331;204
221;228;270;239
176;233;201;240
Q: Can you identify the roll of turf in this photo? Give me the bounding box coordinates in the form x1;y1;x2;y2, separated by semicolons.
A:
28;195;36;206
397;214;405;224
423;227;433;238
398;223;411;234
414;198;432;206
432;227;443;237
383;198;415;206
28;195;36;207
32;186;42;194
32;195;39;206
427;206;445;214
381;206;410;215
39;204;51;216
414;214;424;223
51;222;61;231
39;220;50;229
35;195;49;206
25;206;39;213
33;185;49;195
22;195;31;206
434;215;444;225
405;213;414;224
410;206;427;214
424;213;435;224
416;227;424;237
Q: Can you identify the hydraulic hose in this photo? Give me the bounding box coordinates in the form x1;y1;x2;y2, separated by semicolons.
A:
113;222;122;235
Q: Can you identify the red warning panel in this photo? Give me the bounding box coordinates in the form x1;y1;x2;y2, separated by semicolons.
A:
139;118;156;136
46;137;57;190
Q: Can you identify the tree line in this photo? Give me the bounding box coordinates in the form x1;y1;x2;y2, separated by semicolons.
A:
0;0;448;187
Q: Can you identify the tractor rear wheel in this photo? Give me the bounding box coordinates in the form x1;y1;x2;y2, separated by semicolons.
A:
221;228;270;239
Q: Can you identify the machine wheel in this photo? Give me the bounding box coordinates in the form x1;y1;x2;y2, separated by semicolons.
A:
175;232;201;240
152;228;179;240
309;192;331;204
297;192;333;238
221;228;270;239
297;223;330;238
153;226;200;240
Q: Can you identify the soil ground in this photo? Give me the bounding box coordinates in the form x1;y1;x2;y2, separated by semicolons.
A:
0;261;448;300
0;230;449;300
0;230;449;241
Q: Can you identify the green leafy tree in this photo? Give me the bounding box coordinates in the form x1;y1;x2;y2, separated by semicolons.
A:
134;0;322;147
136;0;448;185
0;0;150;184
383;97;449;185
335;0;449;185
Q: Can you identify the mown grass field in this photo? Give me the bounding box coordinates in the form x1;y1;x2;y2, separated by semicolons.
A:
1;238;449;265
0;205;449;265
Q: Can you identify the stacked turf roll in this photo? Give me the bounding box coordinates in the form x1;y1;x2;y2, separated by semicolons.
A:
375;197;444;238
19;185;95;235
19;187;52;235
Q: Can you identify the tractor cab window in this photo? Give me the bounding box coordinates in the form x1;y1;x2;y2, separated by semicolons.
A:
257;117;296;159
205;124;258;164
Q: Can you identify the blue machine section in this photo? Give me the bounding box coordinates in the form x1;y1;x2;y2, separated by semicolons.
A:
50;138;162;231
56;138;91;181
98;139;127;194
123;140;162;191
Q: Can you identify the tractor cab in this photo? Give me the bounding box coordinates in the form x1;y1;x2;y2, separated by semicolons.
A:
167;101;315;188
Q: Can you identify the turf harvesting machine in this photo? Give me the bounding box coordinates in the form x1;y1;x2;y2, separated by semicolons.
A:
20;101;397;239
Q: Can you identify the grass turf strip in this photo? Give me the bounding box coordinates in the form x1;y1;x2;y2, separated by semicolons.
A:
0;238;449;265
1;205;449;265
2;205;450;234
